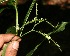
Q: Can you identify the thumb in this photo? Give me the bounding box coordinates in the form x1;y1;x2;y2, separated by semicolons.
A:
5;41;19;56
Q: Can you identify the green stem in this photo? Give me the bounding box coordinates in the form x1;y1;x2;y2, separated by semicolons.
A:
15;0;19;35
2;43;9;56
2;0;19;56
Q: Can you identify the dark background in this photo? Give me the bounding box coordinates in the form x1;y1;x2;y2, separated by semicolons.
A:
0;0;70;56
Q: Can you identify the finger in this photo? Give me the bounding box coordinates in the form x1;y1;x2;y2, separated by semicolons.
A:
0;36;4;48
5;41;19;56
0;34;21;42
0;34;15;42
11;35;21;42
0;34;21;49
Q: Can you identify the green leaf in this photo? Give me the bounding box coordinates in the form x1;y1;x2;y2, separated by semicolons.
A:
0;8;5;13
48;22;68;35
6;26;16;34
7;0;15;7
26;40;44;56
26;44;40;56
55;22;68;32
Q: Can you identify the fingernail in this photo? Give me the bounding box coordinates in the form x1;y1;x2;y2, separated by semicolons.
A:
12;41;19;50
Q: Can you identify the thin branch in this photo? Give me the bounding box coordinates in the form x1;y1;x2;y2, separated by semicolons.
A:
20;17;46;37
33;30;62;52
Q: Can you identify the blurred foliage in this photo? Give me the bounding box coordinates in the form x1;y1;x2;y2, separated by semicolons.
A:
0;8;5;13
7;0;15;6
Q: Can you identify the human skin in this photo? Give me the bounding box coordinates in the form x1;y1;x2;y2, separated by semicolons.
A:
43;0;69;5
42;0;70;9
0;0;69;9
0;34;21;56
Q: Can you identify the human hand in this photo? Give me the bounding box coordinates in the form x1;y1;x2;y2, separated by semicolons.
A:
0;34;21;56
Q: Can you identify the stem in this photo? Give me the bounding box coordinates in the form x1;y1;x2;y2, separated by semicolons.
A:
16;7;19;35
15;0;19;35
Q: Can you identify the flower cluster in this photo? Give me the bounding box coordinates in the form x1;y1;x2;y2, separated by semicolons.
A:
0;0;8;4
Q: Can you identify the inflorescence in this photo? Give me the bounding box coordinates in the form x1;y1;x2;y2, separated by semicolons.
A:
0;0;8;4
